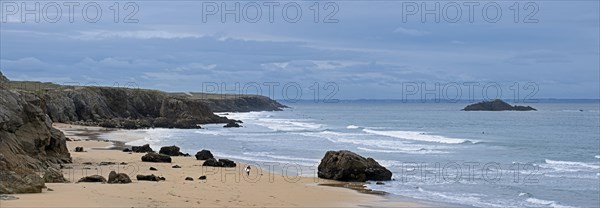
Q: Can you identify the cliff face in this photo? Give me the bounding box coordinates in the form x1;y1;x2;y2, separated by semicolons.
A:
42;87;284;128
43;87;245;129
0;88;71;194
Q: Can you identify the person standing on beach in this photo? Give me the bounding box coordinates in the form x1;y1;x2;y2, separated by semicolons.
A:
245;166;251;176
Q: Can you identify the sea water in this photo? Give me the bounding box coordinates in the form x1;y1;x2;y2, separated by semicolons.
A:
113;100;600;208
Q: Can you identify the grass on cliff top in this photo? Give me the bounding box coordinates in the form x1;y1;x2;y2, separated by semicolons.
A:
5;80;261;100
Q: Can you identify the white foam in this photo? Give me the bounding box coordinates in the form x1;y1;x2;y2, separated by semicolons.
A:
542;159;600;172
414;187;504;207
595;155;600;159
357;147;448;154
213;151;318;167
346;125;361;129
243;152;320;164
518;192;531;197
304;131;449;154
362;129;475;144
194;130;223;136
526;197;575;208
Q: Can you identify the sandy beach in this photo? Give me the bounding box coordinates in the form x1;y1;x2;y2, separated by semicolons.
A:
1;124;423;208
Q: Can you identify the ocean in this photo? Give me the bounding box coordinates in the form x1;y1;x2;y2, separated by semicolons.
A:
106;100;600;208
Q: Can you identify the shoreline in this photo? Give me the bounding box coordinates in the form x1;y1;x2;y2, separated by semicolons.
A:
2;123;425;207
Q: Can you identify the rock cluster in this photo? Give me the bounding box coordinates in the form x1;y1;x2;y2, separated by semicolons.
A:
202;158;236;168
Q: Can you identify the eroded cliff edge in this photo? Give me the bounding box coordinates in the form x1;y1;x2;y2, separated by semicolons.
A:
1;72;71;194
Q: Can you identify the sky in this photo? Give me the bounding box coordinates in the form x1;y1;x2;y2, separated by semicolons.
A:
1;1;599;100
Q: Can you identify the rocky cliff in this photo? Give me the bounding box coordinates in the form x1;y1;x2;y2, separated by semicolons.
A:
43;87;235;129
41;86;284;129
0;74;71;194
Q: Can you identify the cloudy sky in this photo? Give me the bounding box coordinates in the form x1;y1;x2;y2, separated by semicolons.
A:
1;1;598;100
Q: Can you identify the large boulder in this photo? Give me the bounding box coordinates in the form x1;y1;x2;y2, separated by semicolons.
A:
195;150;214;160
108;171;132;184
159;146;181;156
141;153;172;163
317;150;392;182
78;175;107;183
43;168;69;183
131;144;153;153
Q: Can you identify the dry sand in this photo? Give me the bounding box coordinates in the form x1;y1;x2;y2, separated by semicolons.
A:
1;124;424;208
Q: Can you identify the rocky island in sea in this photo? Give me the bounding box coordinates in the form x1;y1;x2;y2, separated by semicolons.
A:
462;99;537;111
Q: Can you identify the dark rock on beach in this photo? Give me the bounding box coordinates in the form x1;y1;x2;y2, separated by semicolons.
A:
75;147;84;152
43;168;69;183
78;175;107;183
159;146;181;156
195;150;214;160
198;176;207;180
131;144;153;153
172;165;181;168
99;162;116;166
141;153;172;163
462;99;536;111
202;158;237;168
136;174;164;182
185;177;194;181
219;159;236;167
202;158;220;167
149;167;157;171
108;171;132;184
318;150;392;182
